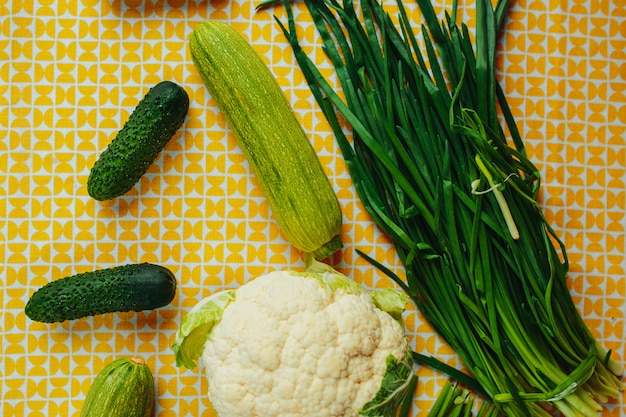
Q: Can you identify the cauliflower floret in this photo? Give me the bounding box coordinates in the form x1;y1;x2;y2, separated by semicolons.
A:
199;270;411;417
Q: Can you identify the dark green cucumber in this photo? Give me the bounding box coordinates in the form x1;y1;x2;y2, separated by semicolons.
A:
25;263;177;323
87;80;190;201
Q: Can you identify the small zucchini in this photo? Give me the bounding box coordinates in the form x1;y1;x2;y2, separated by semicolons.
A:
87;80;190;201
25;263;177;323
81;356;154;417
190;20;343;261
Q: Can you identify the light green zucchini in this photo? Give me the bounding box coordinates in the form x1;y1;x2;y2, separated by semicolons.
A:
80;357;154;417
190;20;343;261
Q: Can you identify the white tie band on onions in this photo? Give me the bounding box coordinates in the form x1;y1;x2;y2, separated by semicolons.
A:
258;0;624;415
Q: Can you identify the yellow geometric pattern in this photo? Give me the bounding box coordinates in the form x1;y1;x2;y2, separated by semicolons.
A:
1;0;624;416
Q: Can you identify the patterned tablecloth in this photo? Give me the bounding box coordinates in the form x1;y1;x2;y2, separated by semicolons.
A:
1;0;624;416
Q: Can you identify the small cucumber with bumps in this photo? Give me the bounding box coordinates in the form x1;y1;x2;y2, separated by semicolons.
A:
80;356;154;417
25;263;177;323
87;80;190;201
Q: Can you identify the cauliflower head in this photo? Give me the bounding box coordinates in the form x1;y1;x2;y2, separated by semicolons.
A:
173;264;414;417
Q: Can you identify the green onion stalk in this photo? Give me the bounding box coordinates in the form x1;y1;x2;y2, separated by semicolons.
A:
257;0;624;415
428;381;500;417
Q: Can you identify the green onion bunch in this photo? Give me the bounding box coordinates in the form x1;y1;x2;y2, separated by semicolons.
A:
259;0;624;415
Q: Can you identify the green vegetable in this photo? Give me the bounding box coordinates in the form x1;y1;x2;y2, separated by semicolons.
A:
87;80;189;201
80;356;154;417
25;263;177;323
427;381;498;417
189;20;343;261
262;0;624;415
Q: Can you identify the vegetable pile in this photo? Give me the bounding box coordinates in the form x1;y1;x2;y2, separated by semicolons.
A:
18;0;623;415
173;261;415;417
256;0;625;415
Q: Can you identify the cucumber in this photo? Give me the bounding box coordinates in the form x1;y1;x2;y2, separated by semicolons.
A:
25;263;177;323
87;80;190;201
190;21;343;261
80;356;154;417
